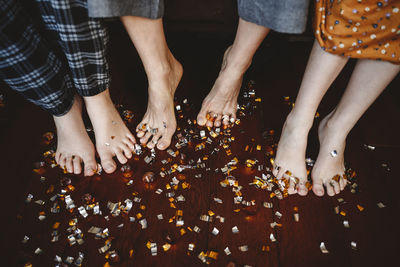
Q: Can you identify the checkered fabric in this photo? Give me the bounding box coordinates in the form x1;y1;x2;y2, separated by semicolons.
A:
0;0;110;116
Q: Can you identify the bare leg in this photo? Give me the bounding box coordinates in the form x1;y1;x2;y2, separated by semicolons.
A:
312;59;400;196
84;89;136;174
54;95;97;176
197;18;269;127
121;16;183;150
273;40;348;195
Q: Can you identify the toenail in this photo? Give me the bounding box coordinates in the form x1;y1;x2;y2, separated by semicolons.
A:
158;142;166;149
105;164;114;170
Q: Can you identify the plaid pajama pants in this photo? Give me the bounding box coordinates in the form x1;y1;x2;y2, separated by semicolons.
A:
0;0;109;116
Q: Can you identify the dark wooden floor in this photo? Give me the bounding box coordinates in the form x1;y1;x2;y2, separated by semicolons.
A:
1;22;400;267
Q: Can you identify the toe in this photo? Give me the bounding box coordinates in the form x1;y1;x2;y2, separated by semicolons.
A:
206;119;214;128
276;167;286;180
312;180;325;196
339;176;346;190
55;151;61;164
140;131;152;145
325;182;335;196
157;130;174;150
197;107;208;126
82;156;97;176
137;130;146;138
214;114;222;127
66;156;73;173
147;133;161;149
123;138;136;151
297;180;309;196
126;132;136;144
98;150;117;173
72;156;82;175
222;114;230;126
288;178;297;195
230;113;237;122
332;181;340;194
121;144;132;159
59;155;66;170
115;149;128;164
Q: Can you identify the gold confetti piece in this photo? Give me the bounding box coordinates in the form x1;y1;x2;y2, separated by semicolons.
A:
163;243;171;251
340;210;346;216
334;206;340;214
208;251;218;260
262;245;270;252
176;210;183;216
357;204;364;211
320;242;329;254
180;228;186;235
332;175;341;183
53;222;60;229
208;210;215;216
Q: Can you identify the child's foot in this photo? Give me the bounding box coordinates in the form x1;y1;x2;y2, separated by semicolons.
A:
272;112;310;195
197;46;250;127
85;89;136;174
54;95;97;176
136;52;183;150
312;113;347;197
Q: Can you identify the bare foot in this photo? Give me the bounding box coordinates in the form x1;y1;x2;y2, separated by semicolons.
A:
54;95;97;176
272;112;310;196
197;46;250;127
136;52;183;150
85;89;136;174
312;112;347;197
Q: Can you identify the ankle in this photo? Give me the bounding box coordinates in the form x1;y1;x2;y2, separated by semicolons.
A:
146;50;179;77
220;46;251;75
222;56;251;76
285;111;314;133
322;116;350;138
84;89;112;108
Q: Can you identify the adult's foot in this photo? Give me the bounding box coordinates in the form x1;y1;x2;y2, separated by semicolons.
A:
272;112;311;196
311;112;347;197
197;46;250;127
54;95;97;176
85;89;136;174
136;52;183;150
